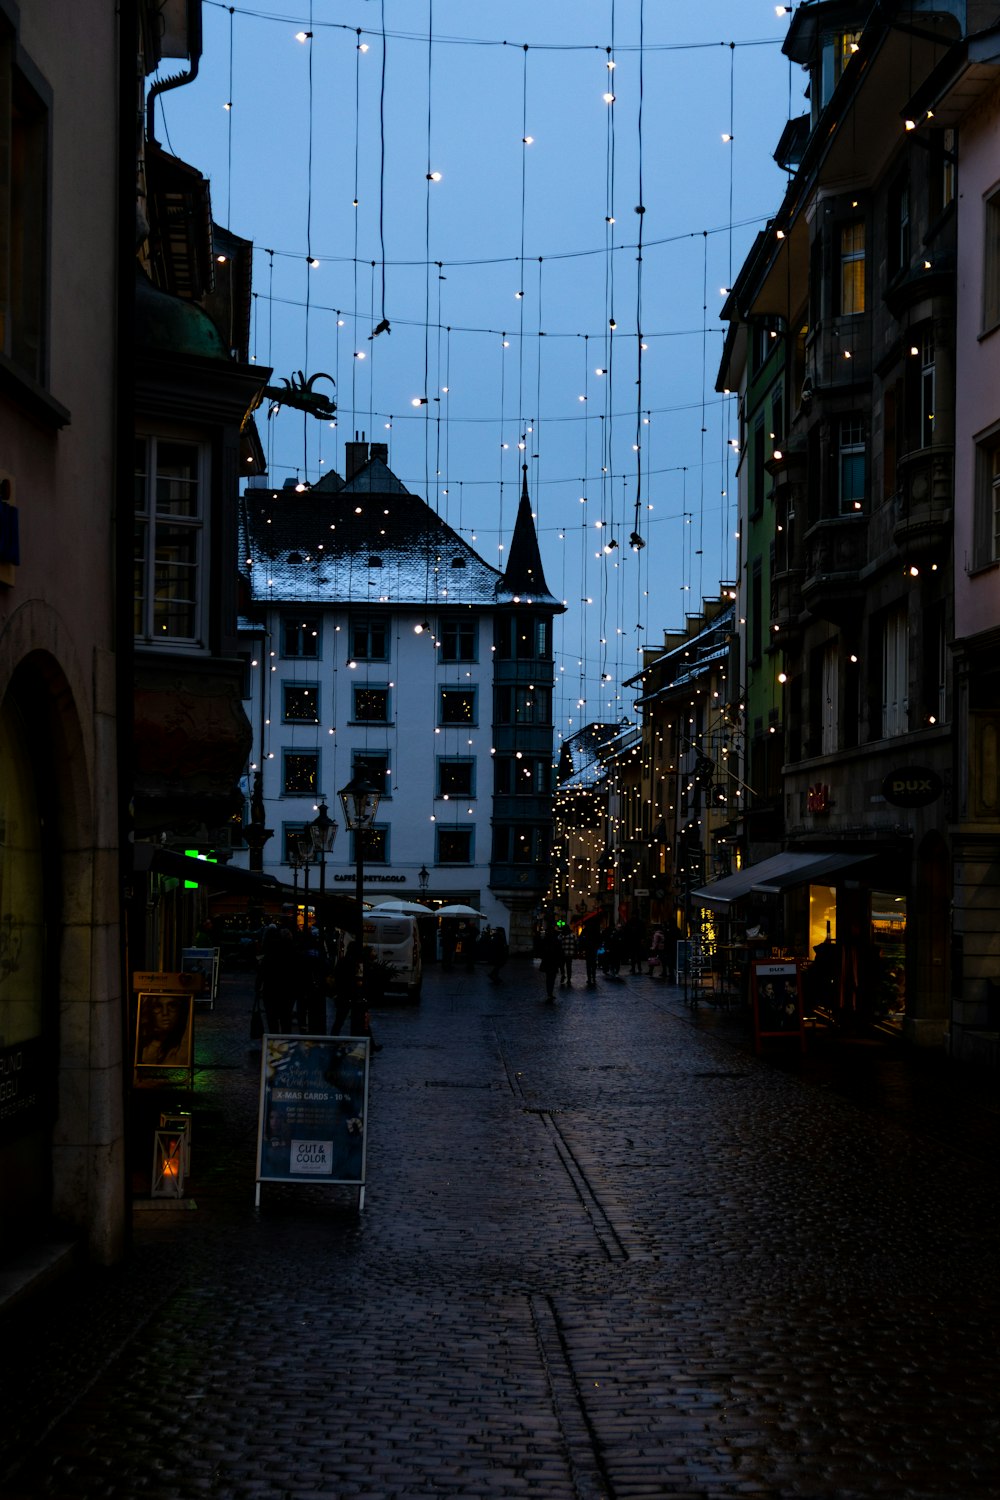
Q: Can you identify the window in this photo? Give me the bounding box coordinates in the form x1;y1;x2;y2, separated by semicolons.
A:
281;616;320;657
352;686;390;723
751;416;766;518
350;826;388;863
492;823;549;865
351;615;389;661
771;386;784;448
819;30;861;111
881;608;909;738
838;223;865;315
437;759;475;798
495;685;552;725
983;187;1000;333
439;688;476;725
440;618;476;662
920;332;936;450
839;417;866;513
972;430;1000;569
282;684;319;723
922;601;946;726
436;827;473;864
888;178;910;278
283;751;319;796
0;16;48;386
353;751;390;798
134;437;204;645
820;641;838;755
750;558;762;665
496;615;551;660
281;823;307;863
494;756;550;795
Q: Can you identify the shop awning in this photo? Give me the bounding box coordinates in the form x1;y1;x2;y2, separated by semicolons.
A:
691;851;874;909
131;843;281;896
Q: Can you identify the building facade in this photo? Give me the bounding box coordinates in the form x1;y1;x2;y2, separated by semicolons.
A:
239;445;562;951
0;0;122;1265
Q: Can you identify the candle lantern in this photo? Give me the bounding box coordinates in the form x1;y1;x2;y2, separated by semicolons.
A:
152;1126;187;1198
159;1111;192;1175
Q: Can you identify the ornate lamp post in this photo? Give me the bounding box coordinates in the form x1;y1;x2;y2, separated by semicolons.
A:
297;835;316;926
288;843;303;897
308;799;339;917
418;864;429;897
338;771;382;1036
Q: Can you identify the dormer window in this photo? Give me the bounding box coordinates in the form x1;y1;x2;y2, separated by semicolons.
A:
368;555;383;567
451;555;467;568
286;551;303;564
818;29;861;114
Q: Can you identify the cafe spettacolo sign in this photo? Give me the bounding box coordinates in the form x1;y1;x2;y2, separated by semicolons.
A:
880;765;944;809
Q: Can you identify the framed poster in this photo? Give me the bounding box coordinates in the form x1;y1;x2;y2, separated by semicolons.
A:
255;1035;370;1205
751;961;806;1053
134;992;194;1070
182;947;219;1008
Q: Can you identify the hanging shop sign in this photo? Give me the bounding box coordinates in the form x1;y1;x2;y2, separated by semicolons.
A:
880;766;943;808
255;1036;369;1208
751;961;806;1055
807;782;831;813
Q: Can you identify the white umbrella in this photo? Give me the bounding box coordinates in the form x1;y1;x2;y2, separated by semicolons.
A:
369;899;434;915
434;904;486;919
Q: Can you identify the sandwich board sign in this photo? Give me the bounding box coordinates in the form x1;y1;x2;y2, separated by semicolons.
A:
751;961;806;1054
255;1035;370;1207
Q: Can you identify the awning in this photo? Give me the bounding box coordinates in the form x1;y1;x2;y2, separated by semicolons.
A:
131;843;280;896
692;851;875;909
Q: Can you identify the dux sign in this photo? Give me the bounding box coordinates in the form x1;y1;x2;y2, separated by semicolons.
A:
881;765;943;809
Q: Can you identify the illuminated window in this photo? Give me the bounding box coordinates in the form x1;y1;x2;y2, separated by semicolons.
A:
352;686;390;723
134;437;204;645
283;751;318;796
437;758;475;797
282;684;319;723
439;688;476;725
839;417;866;513
839;223;865;315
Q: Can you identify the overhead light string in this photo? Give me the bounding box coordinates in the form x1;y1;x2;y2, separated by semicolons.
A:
698;228;709;603
351;29;363;431
303;1;315;482
517;44;530;452
422;0;435;510
225;5;235;227
631;0;646;551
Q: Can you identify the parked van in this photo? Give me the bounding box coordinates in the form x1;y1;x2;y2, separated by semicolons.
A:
362;912;422;1000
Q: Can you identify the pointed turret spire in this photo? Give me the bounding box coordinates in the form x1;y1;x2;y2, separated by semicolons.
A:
498;465;560;604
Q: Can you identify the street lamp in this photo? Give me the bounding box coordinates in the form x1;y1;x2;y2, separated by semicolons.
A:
418;864;429;895
288;842;303;896
338;771;382;1035
308;799;339;911
297;834;316;926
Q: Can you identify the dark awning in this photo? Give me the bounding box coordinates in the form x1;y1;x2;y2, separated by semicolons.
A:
131;843;280;896
692;851;875;909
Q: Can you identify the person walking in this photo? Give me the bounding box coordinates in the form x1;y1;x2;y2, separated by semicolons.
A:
581;919;601;987
558;921;576;987
538;920;562;1001
257;917;295;1033
487;926;509;982
647;924;665;979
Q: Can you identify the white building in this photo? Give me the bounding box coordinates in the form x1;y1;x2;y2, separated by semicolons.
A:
238;439;563;949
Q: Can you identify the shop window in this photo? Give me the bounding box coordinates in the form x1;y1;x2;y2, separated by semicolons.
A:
283;751;318;796
281;615;320;657
134;437;205;647
352;686;390;723
439;688;476;725
440;619;476;662
0;17;48;388
437;758;475;798
436;827;473;864
282;683;319;723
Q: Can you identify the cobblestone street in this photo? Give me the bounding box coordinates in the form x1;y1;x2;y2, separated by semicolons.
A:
3;962;999;1500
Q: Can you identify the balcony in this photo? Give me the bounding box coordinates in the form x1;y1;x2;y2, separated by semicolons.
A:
800;515;868;624
893;446;953;560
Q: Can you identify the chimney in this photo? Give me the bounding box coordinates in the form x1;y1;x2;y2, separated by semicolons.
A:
345;431;368;480
369;441;388;467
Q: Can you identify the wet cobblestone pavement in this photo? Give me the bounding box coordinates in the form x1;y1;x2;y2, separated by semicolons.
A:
3;963;999;1499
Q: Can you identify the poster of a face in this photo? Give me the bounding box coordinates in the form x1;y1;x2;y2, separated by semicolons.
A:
257;1037;369;1185
135;992;194;1068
